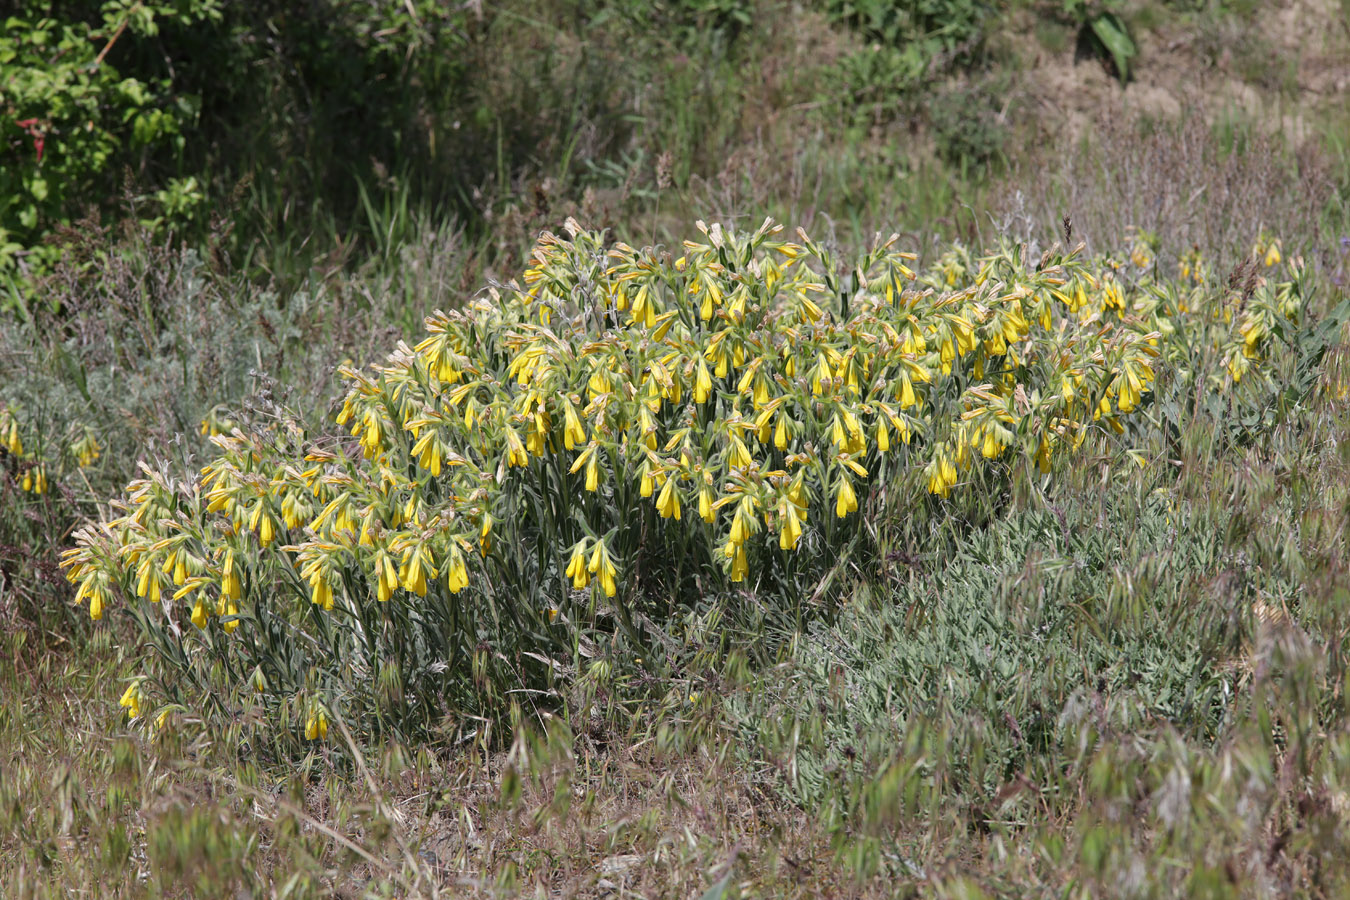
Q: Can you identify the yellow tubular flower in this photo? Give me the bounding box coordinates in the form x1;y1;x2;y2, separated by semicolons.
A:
375;551;399;602
191;596;209;630
565;540;591;590
730;435;753;469
835;477;858;519
119;683;142;720
899;374;916;409
980;428;1002;459
222;550;242;600
656;476;681;520
222;600;240;634
729;510;748;545
311;578;334;610
505;428;530;468
729;544;748;582
446;548;469;594
587;540;618;597
563;401;587;450
699;485;715;523
779;502;803;550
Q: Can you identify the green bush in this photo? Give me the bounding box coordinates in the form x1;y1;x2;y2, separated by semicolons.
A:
61;217;1303;753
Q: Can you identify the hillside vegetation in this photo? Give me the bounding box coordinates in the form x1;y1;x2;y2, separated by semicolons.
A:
3;1;1350;897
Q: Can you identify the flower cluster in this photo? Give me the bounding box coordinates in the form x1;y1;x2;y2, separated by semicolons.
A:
61;219;1297;738
1;406;101;497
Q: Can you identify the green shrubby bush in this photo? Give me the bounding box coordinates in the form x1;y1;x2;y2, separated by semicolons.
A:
57;217;1307;752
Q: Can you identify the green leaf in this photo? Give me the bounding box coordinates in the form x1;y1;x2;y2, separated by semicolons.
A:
1088;12;1137;84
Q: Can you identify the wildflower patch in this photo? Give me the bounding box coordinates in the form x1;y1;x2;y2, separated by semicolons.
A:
60;218;1299;743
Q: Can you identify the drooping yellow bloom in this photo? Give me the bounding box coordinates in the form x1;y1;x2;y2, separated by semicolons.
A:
779;501;803;550
656;476;681;520
311;578;334;610
505;428;530;468
305;708;329;741
21;466;47;494
565;539;591;590
374;550;399;602
729;543;748;582
119;683;143;720
1264;240;1281;268
927;449;959;497
730;434;753;469
446;548;469;594
834;477;858;519
222;550;242;600
399;545;434;597
191;595;209;629
899;374;916;409
587;540;618;597
222;600;240;634
563;401;587;450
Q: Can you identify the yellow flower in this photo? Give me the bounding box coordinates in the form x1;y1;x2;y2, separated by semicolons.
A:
779;501;803;550
1264;240;1281;268
898;374;917;409
587;539;618;597
565;539;591;590
729;435;753;469
311;577;334;609
563;401;587;450
504;428;529;468
305;708;329;741
834;477;858;519
1036;436;1052;474
698;485;715;523
222;600;240;634
21;466;47;494
375;550;399;602
222;550;242;600
694;359;713;404
119;683;143;720
446;548;469;594
399;545;434;597
656;476;681;520
191;596;209;629
729;543;748;582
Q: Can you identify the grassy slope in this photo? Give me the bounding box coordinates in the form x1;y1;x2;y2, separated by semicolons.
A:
5;1;1350;897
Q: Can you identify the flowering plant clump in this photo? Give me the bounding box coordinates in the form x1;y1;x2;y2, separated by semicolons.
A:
1;406;102;499
61;219;1298;743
